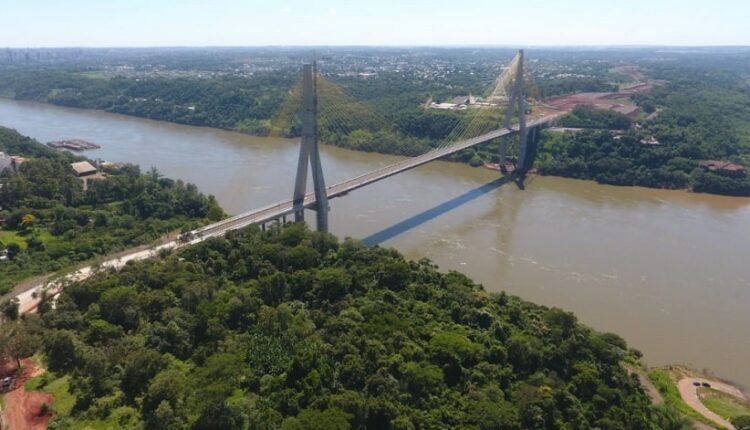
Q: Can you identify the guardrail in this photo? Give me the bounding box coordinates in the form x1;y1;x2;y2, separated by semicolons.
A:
186;119;556;239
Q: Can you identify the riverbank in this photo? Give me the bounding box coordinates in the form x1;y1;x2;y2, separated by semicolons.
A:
648;365;750;429
5;95;748;200
2;97;750;389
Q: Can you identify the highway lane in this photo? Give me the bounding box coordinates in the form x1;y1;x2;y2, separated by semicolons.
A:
10;119;555;313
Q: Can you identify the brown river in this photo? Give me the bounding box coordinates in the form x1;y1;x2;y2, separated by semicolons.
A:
2;98;749;388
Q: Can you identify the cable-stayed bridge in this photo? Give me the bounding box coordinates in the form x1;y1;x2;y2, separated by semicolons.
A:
182;49;557;237
10;50;561;312
191;116;555;240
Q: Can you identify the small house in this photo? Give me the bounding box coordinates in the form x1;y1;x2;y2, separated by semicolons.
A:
71;161;98;177
639;136;660;145
699;160;746;177
451;94;476;106
70;161;106;190
0;152;14;175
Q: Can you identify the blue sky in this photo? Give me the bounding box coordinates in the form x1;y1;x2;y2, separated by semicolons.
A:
2;0;749;47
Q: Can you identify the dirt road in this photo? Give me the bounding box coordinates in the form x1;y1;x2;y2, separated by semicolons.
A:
678;377;748;430
623;364;664;405
0;359;54;430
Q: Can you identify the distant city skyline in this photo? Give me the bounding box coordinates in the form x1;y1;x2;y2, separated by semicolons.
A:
2;0;749;48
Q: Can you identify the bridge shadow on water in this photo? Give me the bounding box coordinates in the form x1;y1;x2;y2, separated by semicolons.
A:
362;175;526;246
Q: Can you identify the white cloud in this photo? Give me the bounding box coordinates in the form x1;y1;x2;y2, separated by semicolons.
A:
328;8;337;16
281;6;291;13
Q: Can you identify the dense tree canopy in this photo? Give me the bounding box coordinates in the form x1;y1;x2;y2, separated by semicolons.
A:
2;49;749;196
558;106;632;130
0;127;223;293
536;67;750;195
10;223;684;429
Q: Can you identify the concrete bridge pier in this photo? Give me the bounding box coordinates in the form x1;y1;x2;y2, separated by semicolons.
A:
499;49;532;175
517;124;542;173
292;62;330;232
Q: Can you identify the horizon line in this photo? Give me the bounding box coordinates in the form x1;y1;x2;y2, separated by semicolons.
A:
3;44;750;50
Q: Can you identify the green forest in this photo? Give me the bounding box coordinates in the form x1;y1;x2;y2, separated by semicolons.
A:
535;68;750;196
1;223;688;429
2;50;750;196
0;127;224;294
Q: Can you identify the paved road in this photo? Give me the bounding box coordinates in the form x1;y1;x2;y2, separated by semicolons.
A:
10;118;559;314
678;377;748;429
14;220;242;314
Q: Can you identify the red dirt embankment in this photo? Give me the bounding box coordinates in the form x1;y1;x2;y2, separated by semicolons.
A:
543;80;666;116
1;358;54;430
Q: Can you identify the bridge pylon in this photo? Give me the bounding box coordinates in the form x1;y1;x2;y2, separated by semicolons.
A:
498;49;535;175
292;62;330;232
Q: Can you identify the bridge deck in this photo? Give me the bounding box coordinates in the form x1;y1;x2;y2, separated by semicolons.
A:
194;117;554;238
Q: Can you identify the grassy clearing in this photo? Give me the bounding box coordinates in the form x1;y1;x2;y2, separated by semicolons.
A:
25;366;140;429
0;230;27;249
0;228;58;249
45;376;75;414
698;388;750;421
25;373;47;391
648;368;718;427
25;373;75;415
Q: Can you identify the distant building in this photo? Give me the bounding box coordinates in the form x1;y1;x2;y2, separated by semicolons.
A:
70;161;106;190
11;156;25;169
71;161;98;177
431;102;461;110
0;153;11;175
612;104;641;118
639;136;660;145
451;94;477;106
0;152;24;175
699;160;746;177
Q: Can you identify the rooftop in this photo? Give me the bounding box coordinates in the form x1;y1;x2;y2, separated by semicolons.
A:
70;161;98;176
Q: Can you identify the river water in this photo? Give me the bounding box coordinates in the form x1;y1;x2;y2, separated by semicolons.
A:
2;98;749;388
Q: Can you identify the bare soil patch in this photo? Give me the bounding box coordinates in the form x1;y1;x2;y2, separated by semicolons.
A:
1;358;55;430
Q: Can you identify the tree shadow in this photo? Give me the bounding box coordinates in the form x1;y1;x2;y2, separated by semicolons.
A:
362;174;525;246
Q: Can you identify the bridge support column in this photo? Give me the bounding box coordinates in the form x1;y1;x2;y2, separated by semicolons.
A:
518;125;541;172
498;88;517;170
292;63;330;232
498;49;530;175
514;51;528;173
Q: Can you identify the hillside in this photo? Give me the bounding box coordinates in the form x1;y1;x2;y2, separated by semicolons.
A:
0;127;224;294
4;223;687;429
536;65;750;196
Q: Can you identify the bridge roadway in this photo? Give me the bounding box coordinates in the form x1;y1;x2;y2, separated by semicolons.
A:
7;117;556;314
194;116;555;238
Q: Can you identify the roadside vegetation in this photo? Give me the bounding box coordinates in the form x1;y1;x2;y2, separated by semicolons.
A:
647;366;750;429
0;222;687;429
536;67;750;196
557;105;633;130
698;389;750;424
733;415;750;430
0;127;224;295
1;49;750;197
648;369;715;426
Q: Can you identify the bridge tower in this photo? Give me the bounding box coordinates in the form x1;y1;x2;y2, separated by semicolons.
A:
498;49;537;174
292;63;330;232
